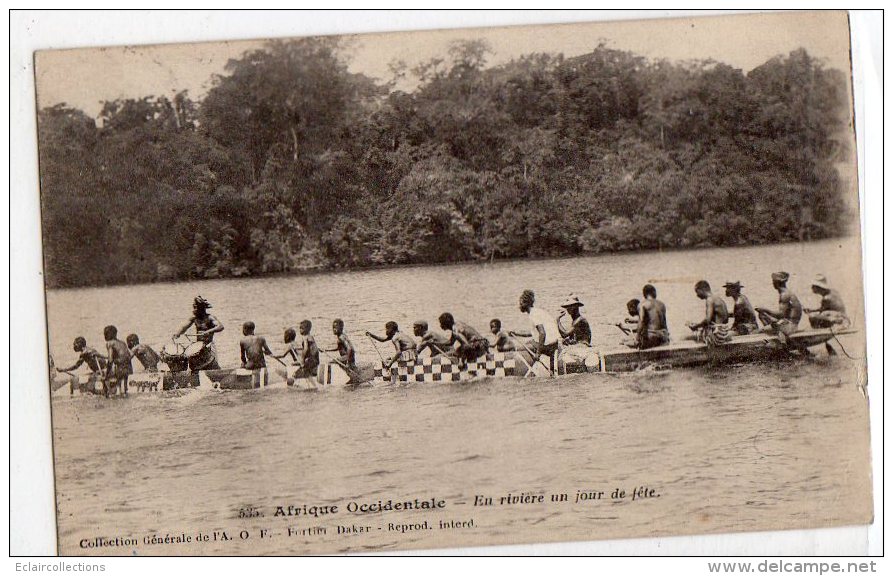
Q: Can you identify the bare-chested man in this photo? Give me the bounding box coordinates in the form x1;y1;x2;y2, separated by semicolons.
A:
636;284;669;349
366;321;417;367
103;325;132;397
439;313;489;363
57;336;107;395
173;296;224;370
239;321;273;370
413;320;452;358
724;281;759;335
755;271;803;345
685;280;731;345
805;274;850;329
127;334;161;371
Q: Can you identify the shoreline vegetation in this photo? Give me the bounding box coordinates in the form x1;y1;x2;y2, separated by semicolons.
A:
38;38;851;289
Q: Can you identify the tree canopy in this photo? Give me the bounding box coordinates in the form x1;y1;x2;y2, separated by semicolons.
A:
37;39;852;288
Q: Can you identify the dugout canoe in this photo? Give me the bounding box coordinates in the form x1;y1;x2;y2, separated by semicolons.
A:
372;327;856;384
54;361;376;395
598;327;857;372
53;328;855;395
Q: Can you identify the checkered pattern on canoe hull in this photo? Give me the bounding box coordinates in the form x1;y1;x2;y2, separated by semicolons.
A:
373;352;532;384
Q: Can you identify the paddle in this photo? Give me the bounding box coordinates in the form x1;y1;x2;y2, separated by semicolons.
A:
509;335;553;376
828;327;860;360
365;334;388;366
50;369;78;393
612;322;631;336
319;348;350;371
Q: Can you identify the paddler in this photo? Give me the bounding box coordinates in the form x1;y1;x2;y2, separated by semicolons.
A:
103;325;133;397
488;319;515;352
278;328;300;363
48;353;77;394
509;289;561;366
298;320;321;376
239;321;274;370
723;281;759;335
57;336;106;395
557;295;594;368
413;320;452;358
636;284;670;349
624;299;641;329
325;318;357;374
685;280;731;346
805;274;850;329
755;271;803;345
173;296;224;370
619;299;641;348
366;322;417;367
126;334;161;371
438;313;489;363
557;295;591;346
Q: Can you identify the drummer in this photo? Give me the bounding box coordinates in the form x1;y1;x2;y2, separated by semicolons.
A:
173;296;224;370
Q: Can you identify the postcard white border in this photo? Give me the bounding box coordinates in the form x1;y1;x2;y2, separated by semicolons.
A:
7;8;884;560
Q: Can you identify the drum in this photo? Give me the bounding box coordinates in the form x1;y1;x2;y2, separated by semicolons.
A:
184;341;215;371
161;342;189;373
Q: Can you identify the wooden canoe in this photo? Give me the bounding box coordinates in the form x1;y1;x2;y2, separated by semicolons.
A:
597;327;856;372
54;328;854;395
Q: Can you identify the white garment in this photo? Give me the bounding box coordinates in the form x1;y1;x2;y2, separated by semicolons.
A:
527;306;561;346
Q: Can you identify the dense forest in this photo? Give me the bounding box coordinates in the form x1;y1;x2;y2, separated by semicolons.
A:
38;38;852;288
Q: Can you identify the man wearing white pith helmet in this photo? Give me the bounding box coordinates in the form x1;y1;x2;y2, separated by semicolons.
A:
805;274;849;329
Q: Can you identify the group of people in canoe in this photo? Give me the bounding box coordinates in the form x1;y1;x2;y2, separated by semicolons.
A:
620;271;850;353
51;271;850;396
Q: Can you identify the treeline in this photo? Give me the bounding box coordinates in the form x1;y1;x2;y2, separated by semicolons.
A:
38;38;851;288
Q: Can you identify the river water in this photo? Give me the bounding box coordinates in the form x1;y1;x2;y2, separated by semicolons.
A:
47;239;872;555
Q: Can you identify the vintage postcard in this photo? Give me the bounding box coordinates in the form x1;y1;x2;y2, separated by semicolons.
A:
34;11;872;555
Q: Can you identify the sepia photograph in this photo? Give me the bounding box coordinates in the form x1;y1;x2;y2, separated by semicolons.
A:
28;10;873;556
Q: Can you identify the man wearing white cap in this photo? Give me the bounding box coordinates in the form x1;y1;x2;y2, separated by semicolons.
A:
805;274;849;329
755;271;803;344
